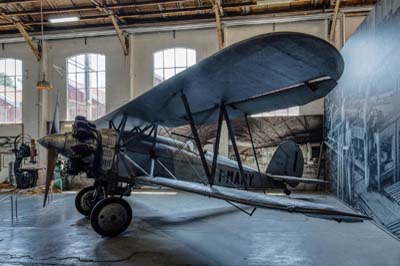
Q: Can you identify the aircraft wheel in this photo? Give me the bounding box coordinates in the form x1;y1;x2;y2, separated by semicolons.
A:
284;187;291;196
90;197;132;237
75;186;104;216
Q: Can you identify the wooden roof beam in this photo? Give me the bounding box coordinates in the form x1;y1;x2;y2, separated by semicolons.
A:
110;14;129;56
15;21;41;61
91;0;129;56
213;0;224;50
329;0;341;42
0;0;38;5
0;11;40;60
0;0;375;30
5;0;190;17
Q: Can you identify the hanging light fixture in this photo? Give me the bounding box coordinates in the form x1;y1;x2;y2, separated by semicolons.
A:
37;73;52;90
37;0;52;91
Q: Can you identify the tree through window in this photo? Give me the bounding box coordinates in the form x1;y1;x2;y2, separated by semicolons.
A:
67;53;106;121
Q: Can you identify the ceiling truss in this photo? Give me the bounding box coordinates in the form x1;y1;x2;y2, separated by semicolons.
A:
0;0;376;58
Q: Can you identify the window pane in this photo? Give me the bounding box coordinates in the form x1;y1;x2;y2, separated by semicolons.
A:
163;49;175;68
66;54;106;120
275;109;288;116
16;90;22;123
7;104;16;123
98;55;106;71
98;72;105;88
88;54;98;72
68;100;76;121
0;59;22;123
6;76;15;89
153;48;196;86
89;72;98;90
0;59;5;75
175;48;187;67
76;55;85;72
175;68;185;74
76;73;85;90
154;69;164;85
154;51;163;69
288;106;299;116
68;58;76;73
164;68;175;80
187;49;196;66
98;87;105;118
0;83;4;123
16;60;22;76
6;59;15;76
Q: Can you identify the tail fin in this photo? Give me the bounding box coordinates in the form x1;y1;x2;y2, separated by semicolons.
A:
266;141;304;187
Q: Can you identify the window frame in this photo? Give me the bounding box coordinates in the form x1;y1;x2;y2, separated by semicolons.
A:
153;47;196;86
0;58;23;124
66;53;106;121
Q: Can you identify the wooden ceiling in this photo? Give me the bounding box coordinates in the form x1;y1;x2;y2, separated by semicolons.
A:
0;0;376;35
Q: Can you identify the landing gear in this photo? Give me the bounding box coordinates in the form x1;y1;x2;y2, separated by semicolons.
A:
284;187;291;196
75;186;105;216
90;197;132;237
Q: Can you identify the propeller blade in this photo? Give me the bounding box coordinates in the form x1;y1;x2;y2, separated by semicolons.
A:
43;147;58;207
51;90;60;134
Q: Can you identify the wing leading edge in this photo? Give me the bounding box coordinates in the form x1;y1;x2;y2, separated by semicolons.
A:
135;176;370;222
96;32;344;128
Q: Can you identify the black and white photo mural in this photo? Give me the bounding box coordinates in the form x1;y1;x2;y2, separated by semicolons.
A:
325;0;400;238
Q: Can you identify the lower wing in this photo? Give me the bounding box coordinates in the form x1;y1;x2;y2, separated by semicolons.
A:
135;176;369;222
266;173;328;185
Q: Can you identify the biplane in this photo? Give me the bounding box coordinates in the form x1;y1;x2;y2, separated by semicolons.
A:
39;32;369;237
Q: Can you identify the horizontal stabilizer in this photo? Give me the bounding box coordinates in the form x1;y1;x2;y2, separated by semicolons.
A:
267;173;329;185
135;176;370;222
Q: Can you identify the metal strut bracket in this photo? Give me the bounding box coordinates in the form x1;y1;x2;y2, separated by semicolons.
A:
225;200;257;216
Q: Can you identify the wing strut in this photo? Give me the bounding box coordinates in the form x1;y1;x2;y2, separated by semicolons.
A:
211;106;224;181
181;93;249;189
221;104;248;190
181;93;213;185
244;115;265;190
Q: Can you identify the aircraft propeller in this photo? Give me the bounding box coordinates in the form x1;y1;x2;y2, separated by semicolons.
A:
40;91;60;207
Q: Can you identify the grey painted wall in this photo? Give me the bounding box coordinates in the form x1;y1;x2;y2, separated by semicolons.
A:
0;13;366;182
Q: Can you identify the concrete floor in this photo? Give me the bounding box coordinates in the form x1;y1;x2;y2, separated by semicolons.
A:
0;191;399;266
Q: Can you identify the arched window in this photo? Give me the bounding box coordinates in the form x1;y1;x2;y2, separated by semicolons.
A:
153;48;196;86
67;53;105;121
0;58;22;123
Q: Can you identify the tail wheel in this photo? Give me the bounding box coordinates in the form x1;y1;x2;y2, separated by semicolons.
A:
75;186;104;216
90;197;132;237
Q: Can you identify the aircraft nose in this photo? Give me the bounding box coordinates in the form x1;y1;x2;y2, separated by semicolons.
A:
38;134;65;151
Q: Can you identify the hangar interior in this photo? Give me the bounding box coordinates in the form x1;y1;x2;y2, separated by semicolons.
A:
0;0;399;265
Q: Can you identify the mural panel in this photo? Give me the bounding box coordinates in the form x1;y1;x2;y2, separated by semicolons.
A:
325;0;400;238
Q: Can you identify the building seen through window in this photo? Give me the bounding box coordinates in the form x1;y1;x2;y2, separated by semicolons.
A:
0;58;22;123
67;53;106;121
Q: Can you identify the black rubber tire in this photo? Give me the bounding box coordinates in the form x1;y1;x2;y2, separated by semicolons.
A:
75;186;104;216
284;187;291;196
90;197;132;237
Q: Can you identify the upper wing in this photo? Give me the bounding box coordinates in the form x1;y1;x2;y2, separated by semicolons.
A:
135;176;369;222
96;32;343;128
